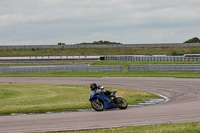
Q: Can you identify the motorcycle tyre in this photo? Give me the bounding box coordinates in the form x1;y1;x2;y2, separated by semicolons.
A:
91;98;104;111
116;97;128;109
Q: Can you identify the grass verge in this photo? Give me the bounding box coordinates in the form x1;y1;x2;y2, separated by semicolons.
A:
52;122;200;133
1;71;200;78
0;83;159;114
1;46;200;56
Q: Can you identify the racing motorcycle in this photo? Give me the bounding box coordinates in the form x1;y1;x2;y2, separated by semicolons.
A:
89;83;128;111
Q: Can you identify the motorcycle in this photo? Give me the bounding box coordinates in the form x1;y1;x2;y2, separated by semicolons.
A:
89;85;128;111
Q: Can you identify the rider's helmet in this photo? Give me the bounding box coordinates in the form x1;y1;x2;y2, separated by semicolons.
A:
90;83;97;91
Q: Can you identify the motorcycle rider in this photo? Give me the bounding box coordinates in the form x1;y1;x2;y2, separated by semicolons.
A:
90;83;112;97
90;83;104;95
89;83;128;111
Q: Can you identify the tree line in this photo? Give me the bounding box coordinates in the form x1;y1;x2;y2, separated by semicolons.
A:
57;37;200;45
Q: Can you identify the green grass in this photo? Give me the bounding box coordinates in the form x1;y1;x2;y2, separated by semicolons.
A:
0;46;200;56
1;71;200;78
0;83;159;114
55;122;200;133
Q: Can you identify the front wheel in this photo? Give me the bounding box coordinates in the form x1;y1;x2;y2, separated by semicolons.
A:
116;97;128;109
91;98;104;111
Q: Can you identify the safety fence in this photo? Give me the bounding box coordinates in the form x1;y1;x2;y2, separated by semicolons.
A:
1;64;200;73
0;60;95;63
105;55;200;62
0;56;100;60
0;56;101;63
0;65;124;73
128;64;200;72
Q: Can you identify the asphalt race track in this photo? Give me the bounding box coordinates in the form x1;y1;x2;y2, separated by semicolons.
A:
0;77;200;132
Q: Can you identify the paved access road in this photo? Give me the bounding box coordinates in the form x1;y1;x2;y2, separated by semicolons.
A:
0;77;200;133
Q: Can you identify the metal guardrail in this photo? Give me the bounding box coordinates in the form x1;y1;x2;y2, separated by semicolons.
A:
1;64;199;73
0;56;100;60
0;65;124;73
0;43;200;49
128;64;200;72
0;56;101;63
105;55;200;62
0;60;96;63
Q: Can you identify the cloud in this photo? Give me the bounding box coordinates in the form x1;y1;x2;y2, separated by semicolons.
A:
0;0;200;45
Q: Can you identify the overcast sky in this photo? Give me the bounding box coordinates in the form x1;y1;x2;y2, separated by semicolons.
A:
0;0;199;45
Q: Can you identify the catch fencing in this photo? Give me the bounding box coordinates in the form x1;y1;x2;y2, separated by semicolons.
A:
0;65;124;73
128;64;200;72
105;55;200;62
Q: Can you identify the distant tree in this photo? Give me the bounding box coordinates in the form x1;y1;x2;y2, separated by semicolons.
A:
57;42;66;45
184;37;200;43
78;40;122;45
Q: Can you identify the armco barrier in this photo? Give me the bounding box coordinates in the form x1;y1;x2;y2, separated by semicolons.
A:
0;65;124;73
105;55;200;62
0;56;101;63
128;64;200;72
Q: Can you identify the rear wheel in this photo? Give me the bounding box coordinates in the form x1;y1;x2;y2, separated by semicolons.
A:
116;97;128;109
91;98;104;111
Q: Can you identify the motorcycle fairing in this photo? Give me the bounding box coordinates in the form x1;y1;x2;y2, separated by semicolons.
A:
89;92;118;109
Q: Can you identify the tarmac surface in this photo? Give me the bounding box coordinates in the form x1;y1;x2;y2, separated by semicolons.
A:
0;77;200;133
